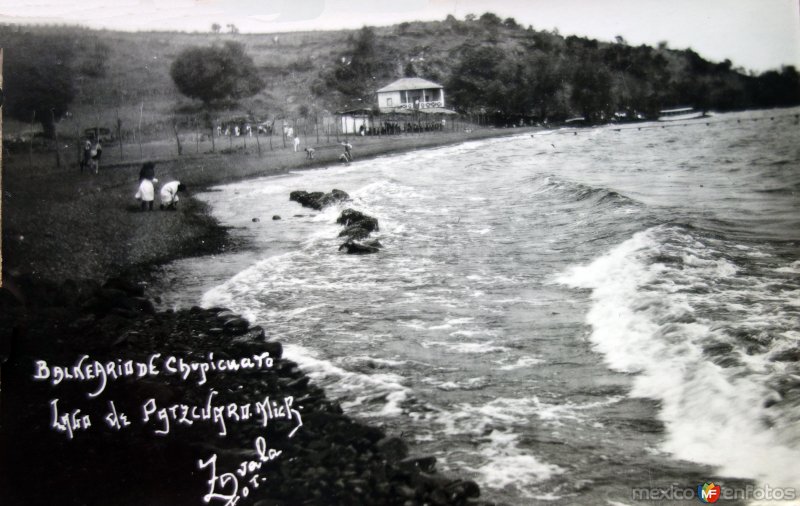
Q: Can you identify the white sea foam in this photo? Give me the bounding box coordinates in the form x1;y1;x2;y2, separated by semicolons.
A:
281;343;411;417
558;226;800;489
465;430;563;491
421;340;509;354
494;356;544;370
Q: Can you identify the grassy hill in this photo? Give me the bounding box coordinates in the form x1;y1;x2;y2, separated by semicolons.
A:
2;14;798;142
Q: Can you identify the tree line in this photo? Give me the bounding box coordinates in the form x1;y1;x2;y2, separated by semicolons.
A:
3;13;799;141
310;14;800;124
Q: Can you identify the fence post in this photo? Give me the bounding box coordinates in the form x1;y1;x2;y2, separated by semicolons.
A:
117;116;124;160
51;109;61;168
269;120;274;151
172;121;183;156
29;111;36;169
76;124;82;171
137;101;144;160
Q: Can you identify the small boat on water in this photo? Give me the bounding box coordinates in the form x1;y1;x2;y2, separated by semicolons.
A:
658;107;708;121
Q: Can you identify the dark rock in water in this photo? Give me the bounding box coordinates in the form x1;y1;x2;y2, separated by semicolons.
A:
290;189;349;210
336;209;379;232
399;455;438;473
262;341;283;360
252;217;260;222
338;225;372;241
285;376;311;390
376;436;408;461
339;241;380;254
447;479;481;500
272;215;281;220
223;316;250;335
317;188;350;208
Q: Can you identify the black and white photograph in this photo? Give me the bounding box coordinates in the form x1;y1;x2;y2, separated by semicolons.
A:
1;1;799;504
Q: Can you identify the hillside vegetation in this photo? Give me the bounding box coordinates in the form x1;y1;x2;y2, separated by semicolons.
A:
2;12;799;140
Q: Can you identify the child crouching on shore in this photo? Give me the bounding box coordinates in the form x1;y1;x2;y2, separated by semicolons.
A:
159;181;187;210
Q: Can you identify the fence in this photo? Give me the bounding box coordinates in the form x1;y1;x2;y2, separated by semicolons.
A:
4;111;490;171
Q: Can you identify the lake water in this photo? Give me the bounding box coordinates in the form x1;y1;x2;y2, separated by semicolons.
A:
159;108;800;505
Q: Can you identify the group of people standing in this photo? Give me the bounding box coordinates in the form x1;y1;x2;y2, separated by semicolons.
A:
134;161;186;212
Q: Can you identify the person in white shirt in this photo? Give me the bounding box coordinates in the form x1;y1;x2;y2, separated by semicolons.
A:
135;177;157;211
159;181;187;210
293;135;300;152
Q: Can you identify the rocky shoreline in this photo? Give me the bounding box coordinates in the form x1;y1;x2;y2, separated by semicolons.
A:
1;131;537;505
0;274;490;505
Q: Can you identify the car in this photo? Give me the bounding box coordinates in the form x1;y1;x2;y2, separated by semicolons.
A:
85;127;115;143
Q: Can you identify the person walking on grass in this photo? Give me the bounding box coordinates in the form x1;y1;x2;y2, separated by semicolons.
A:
293;134;300;152
80;139;92;172
90;140;102;174
159;181;187;211
135;161;157;211
341;141;353;162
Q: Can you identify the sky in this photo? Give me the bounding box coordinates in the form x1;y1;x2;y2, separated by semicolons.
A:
1;0;798;72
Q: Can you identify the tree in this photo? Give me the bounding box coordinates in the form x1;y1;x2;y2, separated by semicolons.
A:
3;33;75;139
447;45;508;113
211;23;221;33
170;41;264;108
479;12;502;26
571;61;614;121
315;26;393;108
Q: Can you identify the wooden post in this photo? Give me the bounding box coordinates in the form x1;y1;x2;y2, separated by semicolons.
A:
269;120;274;151
51;109;61;168
116;116;123;160
29;111;36;169
137;101;144;160
208;113;215;153
76;124;82;171
172;121;183;156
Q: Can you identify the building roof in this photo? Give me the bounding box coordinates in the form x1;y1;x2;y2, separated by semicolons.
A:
376;77;444;93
